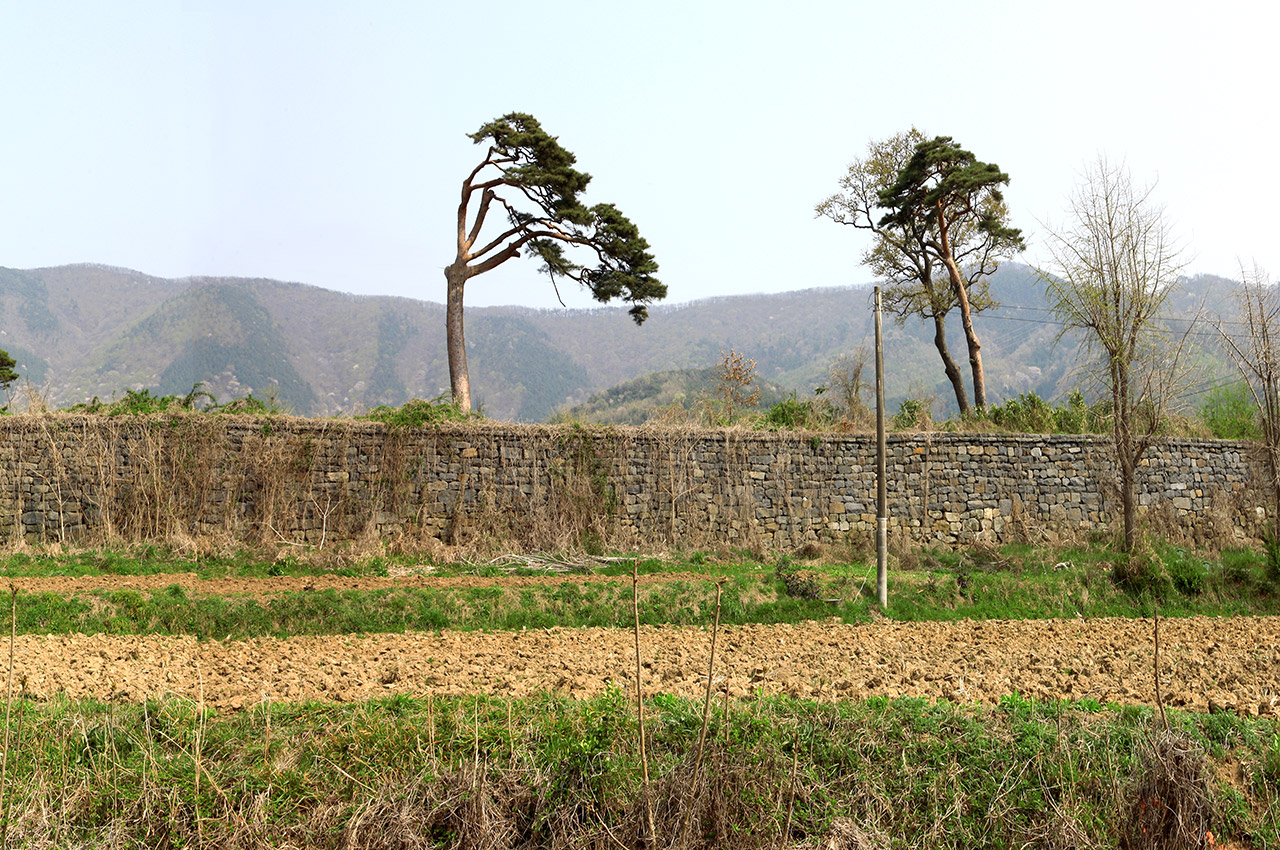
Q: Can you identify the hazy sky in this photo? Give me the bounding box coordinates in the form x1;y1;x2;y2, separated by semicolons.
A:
2;1;1276;310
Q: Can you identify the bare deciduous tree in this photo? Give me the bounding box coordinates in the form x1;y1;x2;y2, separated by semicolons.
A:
826;348;870;426
1214;264;1280;532
712;349;760;424
1038;157;1190;553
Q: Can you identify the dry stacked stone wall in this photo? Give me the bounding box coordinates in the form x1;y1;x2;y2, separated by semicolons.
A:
0;415;1265;550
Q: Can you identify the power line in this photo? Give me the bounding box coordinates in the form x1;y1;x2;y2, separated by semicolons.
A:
976;305;1247;342
986;301;1259;331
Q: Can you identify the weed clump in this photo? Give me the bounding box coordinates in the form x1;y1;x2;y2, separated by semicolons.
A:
1112;546;1174;599
346;768;539;850
65;384;288;416
1163;548;1209;596
1121;729;1213;850
774;557;821;600
1265;535;1280;584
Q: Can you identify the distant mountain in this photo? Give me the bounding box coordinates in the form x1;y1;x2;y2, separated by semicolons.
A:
0;263;1242;421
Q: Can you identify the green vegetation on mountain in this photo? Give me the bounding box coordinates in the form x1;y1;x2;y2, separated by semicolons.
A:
552;366;791;426
365;309;415;406
0;266;59;333
112;284;317;412
467;314;591;421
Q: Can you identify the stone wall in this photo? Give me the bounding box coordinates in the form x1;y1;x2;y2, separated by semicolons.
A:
0;415;1265;550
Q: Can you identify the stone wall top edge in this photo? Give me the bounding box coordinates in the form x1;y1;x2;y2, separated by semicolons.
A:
0;414;1259;452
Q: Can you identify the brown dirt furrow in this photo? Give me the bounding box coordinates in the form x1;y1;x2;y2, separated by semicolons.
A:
8;616;1280;714
0;571;712;596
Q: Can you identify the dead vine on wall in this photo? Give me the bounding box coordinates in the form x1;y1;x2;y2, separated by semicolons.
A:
0;416;1265;553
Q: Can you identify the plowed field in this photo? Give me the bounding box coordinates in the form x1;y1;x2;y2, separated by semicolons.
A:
10;597;1280;714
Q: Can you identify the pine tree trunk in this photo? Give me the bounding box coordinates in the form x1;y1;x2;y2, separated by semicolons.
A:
931;311;969;416
444;264;471;413
942;255;986;412
936;208;986;412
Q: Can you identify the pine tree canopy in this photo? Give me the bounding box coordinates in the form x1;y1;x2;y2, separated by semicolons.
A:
0;349;17;391
459;112;664;323
877;136;1025;251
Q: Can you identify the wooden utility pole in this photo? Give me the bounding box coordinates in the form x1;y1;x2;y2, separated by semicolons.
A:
875;287;888;608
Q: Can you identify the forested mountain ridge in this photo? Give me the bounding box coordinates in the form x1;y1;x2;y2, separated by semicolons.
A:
0;263;1239;421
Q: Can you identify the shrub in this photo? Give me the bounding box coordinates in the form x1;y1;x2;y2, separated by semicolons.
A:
1200;382;1259;440
986;390;1108;434
1266;535;1280;584
893;398;932;431
1112;546;1173;599
1162;547;1208;596
988;391;1055;432
1121;729;1212;850
66;384;219;415
761;393;835;431
213;392;283;414
826;348;871;426
711;349;761;424
774;557;820;599
363;396;480;428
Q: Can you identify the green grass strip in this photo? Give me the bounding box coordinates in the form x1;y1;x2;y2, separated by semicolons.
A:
2;542;1277;638
0;693;1274;848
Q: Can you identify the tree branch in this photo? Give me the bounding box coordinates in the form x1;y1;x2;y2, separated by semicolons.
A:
468;195;581;263
464;189;495;250
468;229;592;278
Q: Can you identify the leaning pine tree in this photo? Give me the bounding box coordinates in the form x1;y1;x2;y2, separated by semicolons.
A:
443;112;664;412
876;137;1024;413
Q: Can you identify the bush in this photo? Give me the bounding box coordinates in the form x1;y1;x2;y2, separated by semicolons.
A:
213;393;283;414
67;384;219;415
893;398;932;431
1121;729;1212;850
1266;535;1280;584
773;557;820;599
1200;382;1259;439
1162;547;1208;596
761;393;834;431
362;396;480;428
988;391;1055;432
1112;547;1173;599
986;390;1107;434
62;384;294;416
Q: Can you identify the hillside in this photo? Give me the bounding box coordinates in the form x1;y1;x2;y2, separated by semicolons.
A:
551;367;794;426
0;263;1241;421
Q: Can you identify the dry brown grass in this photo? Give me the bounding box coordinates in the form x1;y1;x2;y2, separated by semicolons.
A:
345;767;541;850
1121;729;1214;850
0;413;1270;562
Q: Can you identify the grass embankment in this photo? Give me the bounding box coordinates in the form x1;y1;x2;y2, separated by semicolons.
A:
0;542;1276;639
1;692;1277;848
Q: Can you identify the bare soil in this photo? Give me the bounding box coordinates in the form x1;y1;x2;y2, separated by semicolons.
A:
8;615;1279;715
